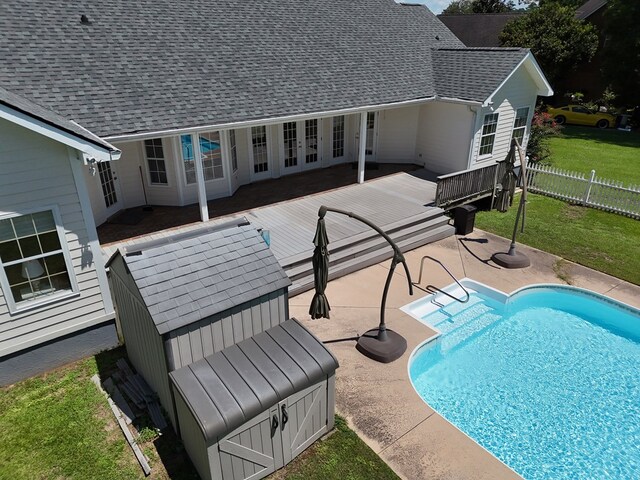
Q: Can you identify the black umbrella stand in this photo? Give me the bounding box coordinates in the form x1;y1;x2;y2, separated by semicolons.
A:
311;205;414;363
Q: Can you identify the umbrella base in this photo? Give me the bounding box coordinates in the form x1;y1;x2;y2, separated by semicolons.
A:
492;251;530;269
356;328;407;363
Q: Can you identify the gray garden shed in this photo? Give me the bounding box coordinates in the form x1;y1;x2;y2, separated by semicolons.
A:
170;318;338;480
107;219;291;428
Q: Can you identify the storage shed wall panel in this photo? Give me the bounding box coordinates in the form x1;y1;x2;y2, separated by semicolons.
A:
0;119;109;356
175;393;212;480
165;288;289;370
108;255;175;427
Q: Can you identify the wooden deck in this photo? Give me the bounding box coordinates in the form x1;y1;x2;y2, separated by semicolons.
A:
102;169;453;293
245;169;439;261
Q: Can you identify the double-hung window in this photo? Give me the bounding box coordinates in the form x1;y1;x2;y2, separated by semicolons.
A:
144;138;168;185
511;107;529;146
0;210;76;312
479;113;499;157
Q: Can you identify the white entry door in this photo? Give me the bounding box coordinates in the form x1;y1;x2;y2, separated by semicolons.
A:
354;112;378;163
97;162;122;217
279;119;322;175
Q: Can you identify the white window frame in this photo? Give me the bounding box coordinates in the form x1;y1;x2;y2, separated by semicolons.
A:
511;107;530;147
478;112;499;159
143;138;170;186
0;206;79;315
180;132;225;186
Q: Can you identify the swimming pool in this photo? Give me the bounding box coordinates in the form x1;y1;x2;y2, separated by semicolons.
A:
403;280;640;480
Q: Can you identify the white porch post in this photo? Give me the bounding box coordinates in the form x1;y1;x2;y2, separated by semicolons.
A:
357;111;367;184
220;130;233;196
191;133;209;222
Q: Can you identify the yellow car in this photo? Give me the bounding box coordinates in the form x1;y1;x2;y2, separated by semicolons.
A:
547;105;616;129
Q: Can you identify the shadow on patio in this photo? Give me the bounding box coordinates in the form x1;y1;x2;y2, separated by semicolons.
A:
97;163;421;245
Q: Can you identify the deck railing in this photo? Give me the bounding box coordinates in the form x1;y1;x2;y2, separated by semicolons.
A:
526;163;640;219
435;161;508;209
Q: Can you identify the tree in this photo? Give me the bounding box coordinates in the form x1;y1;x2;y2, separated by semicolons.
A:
601;0;640;106
538;0;583;9
499;3;598;84
442;0;515;14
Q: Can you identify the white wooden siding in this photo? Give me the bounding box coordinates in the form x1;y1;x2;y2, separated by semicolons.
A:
108;254;176;427
416;102;474;174
376;106;420;163
470;65;538;165
0;119;109;356
165;289;289;371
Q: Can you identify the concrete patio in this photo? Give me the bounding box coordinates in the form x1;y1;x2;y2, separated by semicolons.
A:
289;229;640;480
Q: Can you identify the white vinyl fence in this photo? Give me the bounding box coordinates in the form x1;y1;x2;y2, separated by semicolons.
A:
526;163;640;219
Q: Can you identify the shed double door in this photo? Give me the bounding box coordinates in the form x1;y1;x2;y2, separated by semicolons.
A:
217;380;328;480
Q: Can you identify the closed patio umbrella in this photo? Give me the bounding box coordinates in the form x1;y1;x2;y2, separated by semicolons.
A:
496;144;517;213
309;215;331;319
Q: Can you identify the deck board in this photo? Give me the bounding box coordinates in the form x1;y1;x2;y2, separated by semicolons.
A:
102;170;440;263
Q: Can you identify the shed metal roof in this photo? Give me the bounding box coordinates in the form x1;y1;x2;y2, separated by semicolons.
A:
121;221;291;335
0;0;539;138
170;319;339;442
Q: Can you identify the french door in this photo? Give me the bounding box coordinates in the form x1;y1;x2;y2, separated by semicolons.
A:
97;162;122;217
279;119;322;175
249;125;272;182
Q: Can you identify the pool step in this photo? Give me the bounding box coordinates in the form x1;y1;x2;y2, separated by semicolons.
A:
439;311;502;354
431;296;487;333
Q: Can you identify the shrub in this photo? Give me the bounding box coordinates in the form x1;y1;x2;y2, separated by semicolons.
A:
526;108;562;163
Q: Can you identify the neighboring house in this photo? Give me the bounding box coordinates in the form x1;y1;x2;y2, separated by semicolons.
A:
438;12;525;47
440;1;609;101
0;88;121;385
0;0;552;383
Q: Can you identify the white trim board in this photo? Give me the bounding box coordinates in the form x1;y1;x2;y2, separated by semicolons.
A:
0;104;120;162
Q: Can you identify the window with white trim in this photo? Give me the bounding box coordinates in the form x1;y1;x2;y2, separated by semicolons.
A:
251;126;269;173
144;138;168;184
511;107;529;146
0;210;76;311
229;129;238;173
479;113;499;156
181;132;224;184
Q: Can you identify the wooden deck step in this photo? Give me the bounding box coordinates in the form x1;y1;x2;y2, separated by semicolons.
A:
287;208;454;297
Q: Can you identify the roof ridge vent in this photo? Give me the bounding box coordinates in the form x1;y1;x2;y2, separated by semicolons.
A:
80;14;92;25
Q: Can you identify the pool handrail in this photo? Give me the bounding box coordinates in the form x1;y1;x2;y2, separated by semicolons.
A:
413;255;470;305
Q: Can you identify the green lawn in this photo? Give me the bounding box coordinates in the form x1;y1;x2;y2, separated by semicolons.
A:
269;416;399;480
547;125;640;185
0;350;141;480
476;193;640;285
0;350;397;480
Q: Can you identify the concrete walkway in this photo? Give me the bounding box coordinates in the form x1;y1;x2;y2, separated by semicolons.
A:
289;229;640;480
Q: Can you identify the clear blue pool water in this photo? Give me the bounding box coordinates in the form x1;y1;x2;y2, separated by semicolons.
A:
409;287;640;480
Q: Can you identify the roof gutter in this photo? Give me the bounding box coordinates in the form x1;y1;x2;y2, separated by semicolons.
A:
103;95;479;142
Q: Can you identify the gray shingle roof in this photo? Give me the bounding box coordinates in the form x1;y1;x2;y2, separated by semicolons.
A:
170;319;339;442
0;85;119;154
576;0;608;19
122;223;291;334
0;0;465;138
432;47;529;103
438;13;524;48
